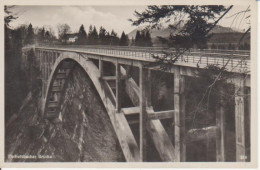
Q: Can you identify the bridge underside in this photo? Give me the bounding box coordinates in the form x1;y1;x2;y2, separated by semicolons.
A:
22;47;251;162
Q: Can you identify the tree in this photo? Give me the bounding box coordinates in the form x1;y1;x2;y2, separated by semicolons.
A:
88;25;98;45
110;30;119;45
130;5;229;48
134;30;152;47
4;6;17;29
144;31;152;47
76;24;87;45
57;23;71;42
5;6;28;122
24;23;35;45
40;27;45;42
134;30;141;46
99;26;108;45
45;31;51;42
104;31;111;45
119;31;129;46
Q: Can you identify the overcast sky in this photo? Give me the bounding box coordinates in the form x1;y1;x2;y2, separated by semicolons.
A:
8;5;250;37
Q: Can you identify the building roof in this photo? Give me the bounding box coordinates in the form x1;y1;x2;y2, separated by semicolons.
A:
63;33;78;39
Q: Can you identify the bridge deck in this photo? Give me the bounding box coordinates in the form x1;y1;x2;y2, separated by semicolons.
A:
24;45;250;74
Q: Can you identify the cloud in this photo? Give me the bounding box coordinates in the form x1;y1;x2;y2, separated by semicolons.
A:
10;6;135;36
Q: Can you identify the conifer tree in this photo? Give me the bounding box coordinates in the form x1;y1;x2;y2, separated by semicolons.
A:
77;24;87;45
45;31;51;42
25;23;34;45
145;31;152;47
135;30;141;46
88;25;98;45
40;27;45;42
119;31;129;46
99;26;107;45
110;30;119;45
105;31;111;45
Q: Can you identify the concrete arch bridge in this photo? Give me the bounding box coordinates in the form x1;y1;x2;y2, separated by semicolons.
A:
22;45;250;162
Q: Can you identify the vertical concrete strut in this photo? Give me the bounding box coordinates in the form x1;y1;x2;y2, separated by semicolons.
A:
99;57;104;78
235;77;246;162
139;64;148;161
43;54;46;98
216;86;225;161
116;61;122;113
174;66;186;162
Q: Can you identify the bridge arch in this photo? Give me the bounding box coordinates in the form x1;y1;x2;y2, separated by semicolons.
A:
41;51;141;161
43;52;113;120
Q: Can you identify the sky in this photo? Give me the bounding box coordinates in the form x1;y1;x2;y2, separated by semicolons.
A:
8;5;250;37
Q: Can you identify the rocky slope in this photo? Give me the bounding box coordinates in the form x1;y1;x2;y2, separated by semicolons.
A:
5;65;124;162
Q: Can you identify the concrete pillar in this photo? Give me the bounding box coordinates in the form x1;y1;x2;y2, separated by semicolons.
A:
139;64;149;161
234;78;246;162
174;66;186;162
216;86;225;161
99;57;103;78
116;61;122;113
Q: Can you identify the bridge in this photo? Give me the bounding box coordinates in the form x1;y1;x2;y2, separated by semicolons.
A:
22;45;250;162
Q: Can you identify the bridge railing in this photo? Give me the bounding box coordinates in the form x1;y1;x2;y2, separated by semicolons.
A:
51;45;250;71
31;44;250;73
34;44;250;56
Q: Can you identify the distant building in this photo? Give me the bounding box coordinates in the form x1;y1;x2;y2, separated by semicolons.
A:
62;33;78;43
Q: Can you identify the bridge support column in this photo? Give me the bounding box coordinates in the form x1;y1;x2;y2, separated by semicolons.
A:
116;61;122;112
42;54;46;98
234;78;246;162
99;57;104;78
46;52;51;80
146;69;152;107
174;66;186;162
216;86;225;161
139;64;149;161
39;51;42;71
44;54;48;98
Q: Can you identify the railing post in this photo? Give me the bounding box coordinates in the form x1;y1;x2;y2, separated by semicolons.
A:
234;77;247;162
139;63;148;161
216;86;225;161
174;66;186;162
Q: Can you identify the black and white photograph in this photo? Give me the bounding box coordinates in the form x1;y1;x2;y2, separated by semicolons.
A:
3;0;257;167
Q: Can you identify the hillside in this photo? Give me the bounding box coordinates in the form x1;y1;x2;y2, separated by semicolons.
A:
127;25;249;47
127;25;241;39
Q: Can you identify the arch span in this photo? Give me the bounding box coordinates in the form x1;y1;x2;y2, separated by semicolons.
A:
41;51;140;161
